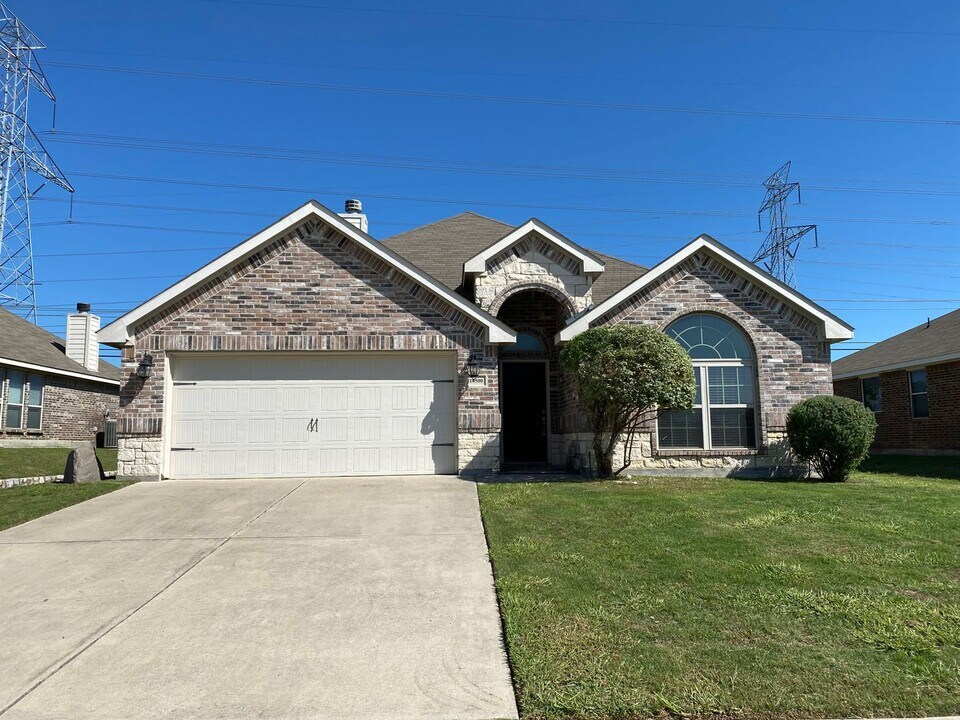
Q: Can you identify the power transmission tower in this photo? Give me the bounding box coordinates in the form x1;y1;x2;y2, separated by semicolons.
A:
0;2;73;323
753;161;816;287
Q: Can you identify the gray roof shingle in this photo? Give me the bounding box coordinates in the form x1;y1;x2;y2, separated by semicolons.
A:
381;212;647;303
0;307;120;384
833;308;960;377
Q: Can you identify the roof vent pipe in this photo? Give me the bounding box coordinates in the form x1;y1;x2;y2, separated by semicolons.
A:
339;198;368;234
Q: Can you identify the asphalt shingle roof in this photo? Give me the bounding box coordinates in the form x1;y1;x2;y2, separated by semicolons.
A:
381;212;647;303
0;307;120;384
833;307;960;377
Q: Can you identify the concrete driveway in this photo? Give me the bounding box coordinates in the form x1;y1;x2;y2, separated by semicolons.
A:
0;476;518;720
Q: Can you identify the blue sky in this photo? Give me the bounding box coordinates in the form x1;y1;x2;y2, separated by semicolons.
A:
21;0;960;364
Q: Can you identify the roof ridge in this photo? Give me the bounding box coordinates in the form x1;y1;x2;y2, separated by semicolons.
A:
591;250;648;271
834;307;960;368
382;211;513;243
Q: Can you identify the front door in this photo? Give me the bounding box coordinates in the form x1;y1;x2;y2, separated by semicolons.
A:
501;361;548;465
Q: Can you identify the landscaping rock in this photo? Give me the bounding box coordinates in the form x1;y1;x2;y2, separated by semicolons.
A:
62;443;104;484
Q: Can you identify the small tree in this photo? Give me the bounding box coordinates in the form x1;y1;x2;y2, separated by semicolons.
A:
560;325;696;477
786;395;877;482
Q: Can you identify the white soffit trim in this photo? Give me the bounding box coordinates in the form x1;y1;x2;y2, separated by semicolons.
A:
832;352;960;380
463;218;605;274
99;200;517;345
0;356;120;386
558;234;854;343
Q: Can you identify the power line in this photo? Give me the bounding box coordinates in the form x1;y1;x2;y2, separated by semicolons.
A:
34;169;960;228
44;61;960;127
198;0;960;39
40;131;960;199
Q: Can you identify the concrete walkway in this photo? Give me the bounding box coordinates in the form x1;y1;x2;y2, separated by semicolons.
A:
0;476;518;720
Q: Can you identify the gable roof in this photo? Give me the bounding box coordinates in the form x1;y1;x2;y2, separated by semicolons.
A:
381;212;513;292
98;201;517;346
462;218;605;274
381;214;648;303
559;234;854;343
833;308;960;379
0;307;120;385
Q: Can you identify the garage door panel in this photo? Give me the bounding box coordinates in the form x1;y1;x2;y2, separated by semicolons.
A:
168;353;456;479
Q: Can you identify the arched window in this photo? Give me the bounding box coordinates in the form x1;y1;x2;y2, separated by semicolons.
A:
658;314;757;450
503;332;546;353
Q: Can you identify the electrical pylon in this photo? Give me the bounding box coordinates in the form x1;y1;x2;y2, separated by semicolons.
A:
0;2;73;323
753;161;816;287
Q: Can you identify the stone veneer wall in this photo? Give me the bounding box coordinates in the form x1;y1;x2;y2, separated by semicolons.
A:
116;217;501;479
475;231;595;315
0;366;117;443
557;250;832;476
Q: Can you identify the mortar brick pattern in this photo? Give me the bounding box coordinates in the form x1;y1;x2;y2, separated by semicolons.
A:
118;218;501;476
834;361;960;452
0;367;117;443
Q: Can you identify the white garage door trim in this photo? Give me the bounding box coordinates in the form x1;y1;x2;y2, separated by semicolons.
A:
163;352;458;479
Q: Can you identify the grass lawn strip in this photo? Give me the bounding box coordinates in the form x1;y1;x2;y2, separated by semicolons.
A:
0;480;132;532
0;447;118;480
479;457;960;719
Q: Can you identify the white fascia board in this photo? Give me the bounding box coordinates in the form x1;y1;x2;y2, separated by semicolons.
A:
99;200;516;346
0;356;120;386
832;351;960;380
463;218;605;275
558;235;855;343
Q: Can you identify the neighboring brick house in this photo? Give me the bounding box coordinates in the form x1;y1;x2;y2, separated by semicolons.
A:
0;306;119;445
833;309;960;454
98;200;852;480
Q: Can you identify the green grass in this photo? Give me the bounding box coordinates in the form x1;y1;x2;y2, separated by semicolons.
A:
0;480;132;531
0;447;117;479
478;457;960;719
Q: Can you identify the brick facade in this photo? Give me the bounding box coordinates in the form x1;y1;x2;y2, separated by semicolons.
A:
834;360;960;452
559;250;833;475
0;365;117;444
117;217;500;478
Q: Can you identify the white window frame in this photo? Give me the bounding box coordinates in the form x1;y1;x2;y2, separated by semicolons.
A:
4;369;25;430
908;368;929;419
26;374;44;431
861;375;882;413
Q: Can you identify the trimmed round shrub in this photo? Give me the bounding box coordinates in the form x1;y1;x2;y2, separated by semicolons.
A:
786;395;877;482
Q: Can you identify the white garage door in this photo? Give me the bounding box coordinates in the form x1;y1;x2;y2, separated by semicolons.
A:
166;353;457;479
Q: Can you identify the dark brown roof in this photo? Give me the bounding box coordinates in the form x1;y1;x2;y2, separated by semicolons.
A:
833;308;960;378
381;213;647;303
381;212;514;293
0;307;120;384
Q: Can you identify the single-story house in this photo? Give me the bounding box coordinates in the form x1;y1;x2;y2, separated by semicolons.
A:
0;305;119;445
833;308;960;454
98;199;853;480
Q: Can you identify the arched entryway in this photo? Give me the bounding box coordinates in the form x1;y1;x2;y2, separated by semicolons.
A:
496;289;571;467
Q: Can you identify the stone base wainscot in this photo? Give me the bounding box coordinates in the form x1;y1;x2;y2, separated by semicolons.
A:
117;437;162;480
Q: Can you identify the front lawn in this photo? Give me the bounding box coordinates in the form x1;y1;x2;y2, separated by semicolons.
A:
0;447;117;480
479;457;960;719
0;480;132;531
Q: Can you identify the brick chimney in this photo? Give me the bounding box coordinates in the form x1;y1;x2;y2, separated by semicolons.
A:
339;198;368;233
65;302;100;372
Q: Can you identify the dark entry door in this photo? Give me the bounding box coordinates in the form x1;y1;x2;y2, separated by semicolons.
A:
501;361;548;464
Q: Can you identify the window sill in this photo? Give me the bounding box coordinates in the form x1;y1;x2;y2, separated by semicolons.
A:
655;448;762;458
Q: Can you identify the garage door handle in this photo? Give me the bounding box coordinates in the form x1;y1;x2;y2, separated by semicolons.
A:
170;447;195;451
173;382;197;386
431;379;454;383
432;442;454;447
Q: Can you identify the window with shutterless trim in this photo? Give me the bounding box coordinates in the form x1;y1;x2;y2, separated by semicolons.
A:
26;374;44;430
658;314;758;450
909;369;928;419
4;370;25;429
861;376;882;413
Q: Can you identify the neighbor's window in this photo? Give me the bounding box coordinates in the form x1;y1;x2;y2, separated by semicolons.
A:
861;376;882;413
909;369;928;419
658;314;757;450
4;370;25;429
26;374;44;430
